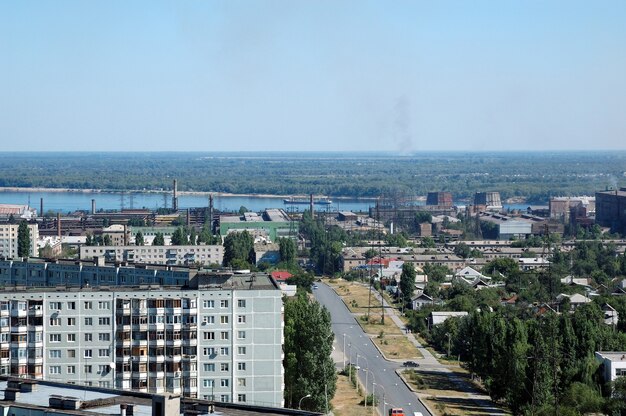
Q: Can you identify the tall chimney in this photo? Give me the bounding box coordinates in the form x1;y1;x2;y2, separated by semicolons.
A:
123;224;128;246
91;199;96;215
186;208;191;227
172;179;178;211
310;194;314;215
40;198;44;217
209;194;214;233
56;213;61;239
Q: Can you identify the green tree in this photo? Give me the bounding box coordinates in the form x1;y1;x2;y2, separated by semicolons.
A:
223;231;255;267
135;231;144;246
400;262;416;305
283;292;337;411
278;237;297;264
420;236;436;248
171;227;189;245
189;227;197;245
454;242;471;258
238;206;249;215
152;232;165;246
103;234;112;246
17;221;31;257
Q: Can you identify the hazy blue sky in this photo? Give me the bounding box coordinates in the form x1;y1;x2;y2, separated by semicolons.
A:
1;1;625;152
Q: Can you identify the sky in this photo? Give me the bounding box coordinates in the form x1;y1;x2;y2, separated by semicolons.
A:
1;1;625;153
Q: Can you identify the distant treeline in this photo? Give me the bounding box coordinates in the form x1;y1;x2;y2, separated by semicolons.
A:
0;151;624;201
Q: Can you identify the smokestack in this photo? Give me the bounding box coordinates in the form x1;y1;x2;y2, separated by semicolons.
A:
91;199;96;215
123;224;128;245
187;208;191;227
310;194;314;215
209;194;214;233
56;213;61;239
40;198;43;217
172;179;178;211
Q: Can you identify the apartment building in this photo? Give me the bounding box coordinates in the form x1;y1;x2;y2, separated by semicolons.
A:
0;271;284;407
0;223;39;258
79;244;224;267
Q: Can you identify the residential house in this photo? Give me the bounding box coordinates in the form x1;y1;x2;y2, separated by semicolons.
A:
427;311;468;329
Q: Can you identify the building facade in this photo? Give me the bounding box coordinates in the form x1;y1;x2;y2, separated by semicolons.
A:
79;244;224;267
0;271;284;407
0;223;39;258
596;189;626;233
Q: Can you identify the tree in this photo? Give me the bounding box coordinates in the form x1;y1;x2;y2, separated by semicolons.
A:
135;231;144;246
238;206;249;215
153;232;165;246
279;237;297;264
283;292;336;411
189;227;197;245
103;234;112;246
400;262;416;306
223;231;255;268
454;243;471;259
17;221;31;257
420;236;436;248
171;227;189;245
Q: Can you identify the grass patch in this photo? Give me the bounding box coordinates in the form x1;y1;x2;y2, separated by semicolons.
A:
372;335;422;359
331;373;367;416
329;281;383;313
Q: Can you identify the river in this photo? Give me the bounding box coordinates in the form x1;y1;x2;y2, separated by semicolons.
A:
0;189;533;214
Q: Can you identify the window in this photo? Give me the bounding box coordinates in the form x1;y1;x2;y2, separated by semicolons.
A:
49;350;61;358
98;365;109;374
203;363;215;372
99;349;110;357
220;300;229;308
237;315;246;323
238;362;246;371
220;379;229;387
67;301;76;310
84;349;92;358
220;347;229;356
84;301;92;310
237;347;246;355
49;365;61;374
203;347;215;356
85;317;92;325
220;316;229;324
49;302;62;310
202;316;215;324
49;334;61;342
203;300;214;309
220;332;229;340
202;379;214;388
237;378;246;387
237;394;246;402
203;332;215;340
237;299;246;308
237;331;246;339
99;317;110;325
84;365;92;374
98;301;110;310
67;317;76;326
68;349;76;358
67;365;75;374
67;333;76;342
99;333;110;341
84;333;92;342
49;318;61;326
220;363;229;372
220;395;229;402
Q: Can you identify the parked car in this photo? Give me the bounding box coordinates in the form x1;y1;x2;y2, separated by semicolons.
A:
403;361;419;368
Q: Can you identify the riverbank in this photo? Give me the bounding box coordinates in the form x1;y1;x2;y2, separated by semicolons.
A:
0;187;379;201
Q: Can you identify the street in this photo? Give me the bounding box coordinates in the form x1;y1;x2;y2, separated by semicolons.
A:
313;281;431;416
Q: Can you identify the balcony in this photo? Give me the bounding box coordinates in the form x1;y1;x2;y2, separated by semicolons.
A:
10;309;27;318
28;306;43;317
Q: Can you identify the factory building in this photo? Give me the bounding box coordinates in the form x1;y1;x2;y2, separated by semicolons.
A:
473;192;502;211
219;209;294;242
426;192;453;207
596;188;626;234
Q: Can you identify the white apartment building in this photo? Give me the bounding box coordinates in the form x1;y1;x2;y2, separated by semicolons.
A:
79;244;224;267
0;223;39;258
0;272;284;407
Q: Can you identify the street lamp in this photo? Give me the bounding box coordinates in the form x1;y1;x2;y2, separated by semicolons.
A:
373;382;386;416
360;366;375;412
342;333;347;369
298;394;311;410
357;355;370;409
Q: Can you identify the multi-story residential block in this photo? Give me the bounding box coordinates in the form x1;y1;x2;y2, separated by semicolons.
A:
79;244;224;266
0;223;39;258
0;269;284;407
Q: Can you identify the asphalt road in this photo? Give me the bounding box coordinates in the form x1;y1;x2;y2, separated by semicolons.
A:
313;282;431;416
